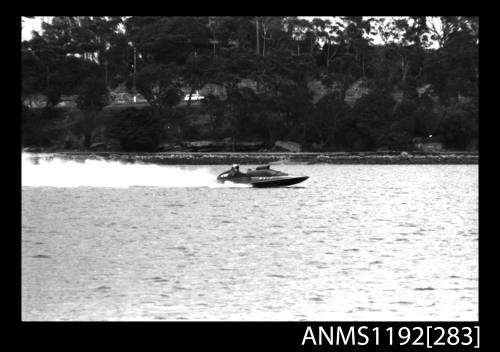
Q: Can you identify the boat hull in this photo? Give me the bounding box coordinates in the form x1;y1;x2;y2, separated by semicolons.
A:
219;175;309;187
249;176;309;187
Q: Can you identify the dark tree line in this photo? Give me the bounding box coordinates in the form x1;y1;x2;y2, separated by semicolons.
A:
22;16;478;151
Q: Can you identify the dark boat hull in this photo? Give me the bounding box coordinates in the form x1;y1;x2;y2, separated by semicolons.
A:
219;175;309;187
249;176;309;187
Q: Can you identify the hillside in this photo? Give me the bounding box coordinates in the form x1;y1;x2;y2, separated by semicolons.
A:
22;16;478;153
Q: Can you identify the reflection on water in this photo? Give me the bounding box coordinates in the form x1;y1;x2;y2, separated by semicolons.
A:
22;162;478;321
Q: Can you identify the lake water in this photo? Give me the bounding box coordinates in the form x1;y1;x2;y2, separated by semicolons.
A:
21;154;478;321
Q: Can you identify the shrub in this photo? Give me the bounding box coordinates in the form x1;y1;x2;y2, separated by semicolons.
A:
377;122;413;150
21;106;59;146
438;101;478;149
350;90;396;150
106;108;163;151
307;92;351;147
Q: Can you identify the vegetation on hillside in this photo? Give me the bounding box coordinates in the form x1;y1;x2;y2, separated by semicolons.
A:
21;16;478;152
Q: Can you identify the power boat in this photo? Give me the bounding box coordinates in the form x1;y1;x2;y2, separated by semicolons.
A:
217;164;309;187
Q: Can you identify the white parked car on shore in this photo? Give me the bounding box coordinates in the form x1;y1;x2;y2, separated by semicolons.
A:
184;91;205;101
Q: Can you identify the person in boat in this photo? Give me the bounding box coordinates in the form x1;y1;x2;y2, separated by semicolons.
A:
229;164;242;177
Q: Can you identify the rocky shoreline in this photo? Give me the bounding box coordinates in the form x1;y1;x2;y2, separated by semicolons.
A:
23;150;478;165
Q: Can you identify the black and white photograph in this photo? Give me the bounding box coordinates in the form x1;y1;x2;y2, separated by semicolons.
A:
21;16;478;325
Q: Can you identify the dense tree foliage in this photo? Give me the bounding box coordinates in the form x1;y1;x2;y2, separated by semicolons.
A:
307;92;352;148
106;108;163;151
75;76;110;147
21;16;478;151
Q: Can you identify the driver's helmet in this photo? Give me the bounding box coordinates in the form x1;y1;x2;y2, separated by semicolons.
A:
232;164;239;170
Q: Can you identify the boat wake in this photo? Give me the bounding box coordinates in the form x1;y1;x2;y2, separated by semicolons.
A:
21;153;250;188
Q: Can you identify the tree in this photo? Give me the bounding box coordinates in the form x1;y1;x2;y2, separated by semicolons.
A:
339;17;373;78
183;51;211;108
75;77;110;148
105;33;134;88
284;17;311;57
427;16;478;49
350;90;396;150
258;17;286;57
390;98;438;148
23;31;66;108
106;108;163;151
373;17;414;87
135;63;183;117
201;94;225;138
21;49;42;106
274;80;312;141
438;100;478;149
308;92;351;147
125;16;211;66
225;87;260;151
423;30;478;102
39;16;124;81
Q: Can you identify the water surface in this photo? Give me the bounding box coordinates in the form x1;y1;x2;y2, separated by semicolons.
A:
22;156;478;320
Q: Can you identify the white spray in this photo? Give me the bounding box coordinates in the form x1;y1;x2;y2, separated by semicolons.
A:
21;153;250;188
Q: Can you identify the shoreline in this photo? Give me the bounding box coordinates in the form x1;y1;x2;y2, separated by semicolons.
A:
23;150;479;165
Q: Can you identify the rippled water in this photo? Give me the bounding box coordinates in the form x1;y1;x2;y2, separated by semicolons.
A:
22;157;478;321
